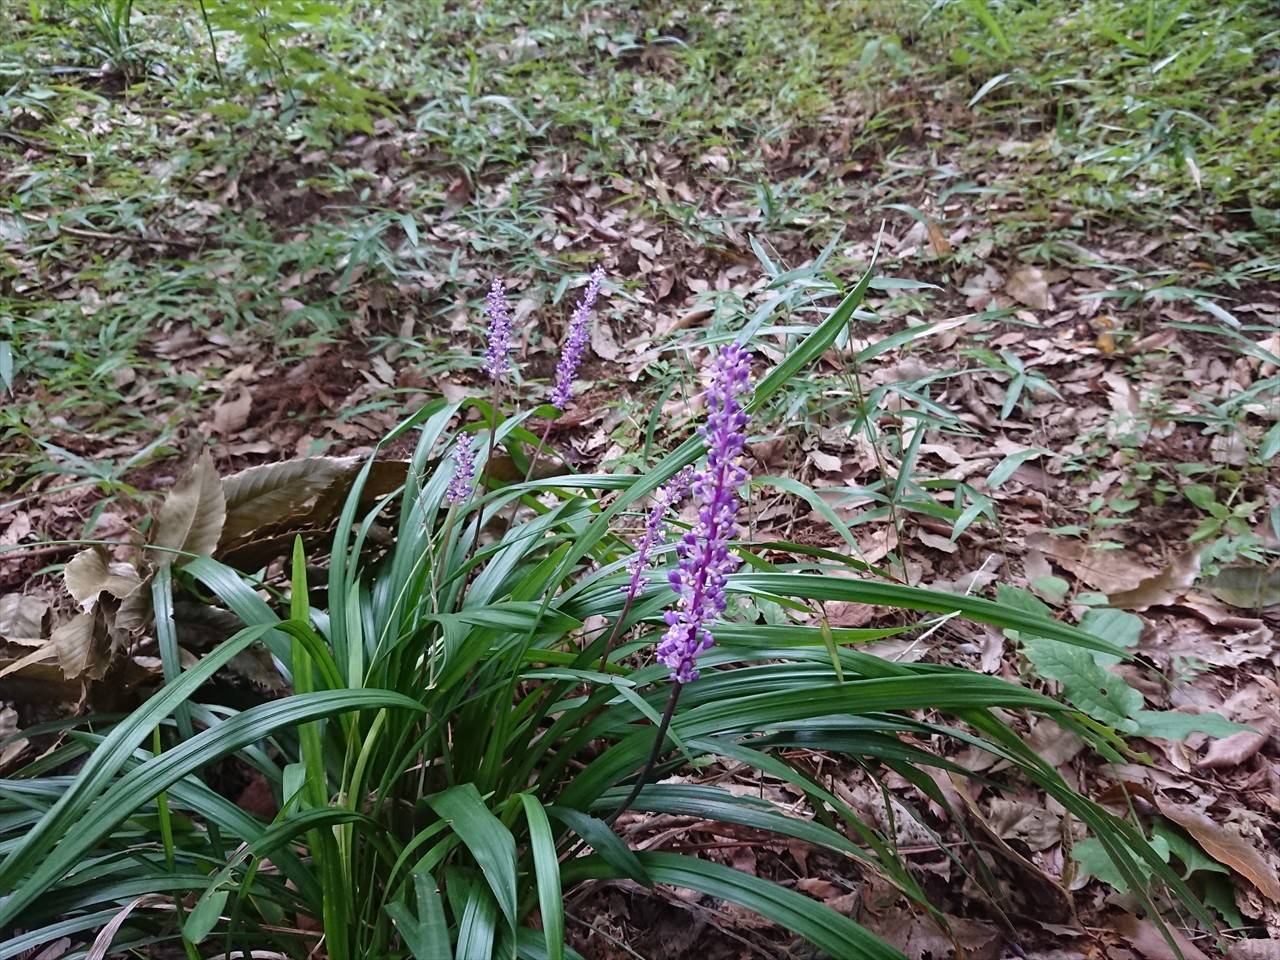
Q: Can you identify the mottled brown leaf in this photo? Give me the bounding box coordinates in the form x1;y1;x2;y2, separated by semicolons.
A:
1111;911;1209;960
1159;802;1280;902
153;452;225;565
64;548;142;608
1198;725;1271;769
1107;548;1202;611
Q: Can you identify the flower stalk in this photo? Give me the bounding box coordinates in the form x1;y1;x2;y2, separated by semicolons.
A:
608;342;753;824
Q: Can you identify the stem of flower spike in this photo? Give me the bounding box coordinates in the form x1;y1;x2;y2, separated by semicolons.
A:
524;419;554;484
499;417;555;534
595;592;636;673
463;380;501;571
605;681;683;826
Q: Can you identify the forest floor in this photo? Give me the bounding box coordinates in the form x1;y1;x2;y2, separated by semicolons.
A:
2;1;1278;957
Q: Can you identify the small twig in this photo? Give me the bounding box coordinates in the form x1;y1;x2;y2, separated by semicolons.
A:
524;419;554;484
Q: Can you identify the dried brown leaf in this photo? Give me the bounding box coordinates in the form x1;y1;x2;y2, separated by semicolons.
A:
211;386;253;435
868;907;1002;960
1205;565;1280;609
1158;802;1280;902
1108;548;1202;611
1229;940;1280;960
1110;911;1209;960
1198;725;1272;770
1025;533;1156;593
50;611;103;681
64;548;142;608
0;594;49;645
220;456;352;546
590;320;621;361
153;452;225;565
1005;265;1051;310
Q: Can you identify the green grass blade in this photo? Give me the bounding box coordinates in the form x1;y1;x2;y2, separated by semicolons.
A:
424;784;518;931
545;806;649;886
0;689;422;927
565;852;906;959
728;572;1123;655
0;623;274;894
151;565;193;741
454;882;499;959
387;868;453;960
519;795;564;960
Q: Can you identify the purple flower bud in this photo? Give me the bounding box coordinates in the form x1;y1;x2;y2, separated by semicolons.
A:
656;344;752;684
482;278;514;382
445;434;476;504
550;265;605;410
622;465;696;599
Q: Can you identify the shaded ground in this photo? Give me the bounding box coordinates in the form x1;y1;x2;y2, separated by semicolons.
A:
2;1;1278;957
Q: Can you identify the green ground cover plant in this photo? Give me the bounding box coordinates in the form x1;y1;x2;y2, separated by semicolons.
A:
0;270;1235;958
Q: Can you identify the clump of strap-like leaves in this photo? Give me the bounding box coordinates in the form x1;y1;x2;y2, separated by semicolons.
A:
0;267;1217;960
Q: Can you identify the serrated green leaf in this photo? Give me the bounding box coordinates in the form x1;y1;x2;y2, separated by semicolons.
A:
1020;636;1143;730
1152;821;1228;879
1202;874;1245;929
1077;608;1142;666
1073;835;1158;893
1131;710;1249;741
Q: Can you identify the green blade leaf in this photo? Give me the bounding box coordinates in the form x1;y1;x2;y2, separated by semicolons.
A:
0;689;422;928
0;623;275;895
387;868;453;960
730;572;1123;656
425;784;518;930
565;852;906;960
519;795;564;960
545;807;650;886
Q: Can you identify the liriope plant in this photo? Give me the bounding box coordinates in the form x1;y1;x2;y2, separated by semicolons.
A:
0;263;1219;959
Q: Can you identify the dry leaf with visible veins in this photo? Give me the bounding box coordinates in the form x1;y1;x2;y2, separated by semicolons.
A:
1158;801;1280;902
64;548;142;610
1198;724;1272;770
153;452;226;566
1108;548;1202;610
1025;533;1156;593
1111;911;1209;960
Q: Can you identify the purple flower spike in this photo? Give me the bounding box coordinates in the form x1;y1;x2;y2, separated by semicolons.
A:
656;344;752;683
623;465;696;600
482;278;514;382
445;434;476;504
550;265;605;410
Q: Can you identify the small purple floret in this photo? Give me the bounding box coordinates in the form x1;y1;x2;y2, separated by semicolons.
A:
550;265;605;410
622;465;696;600
445;434;476;504
482;278;514;382
656;344;752;684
